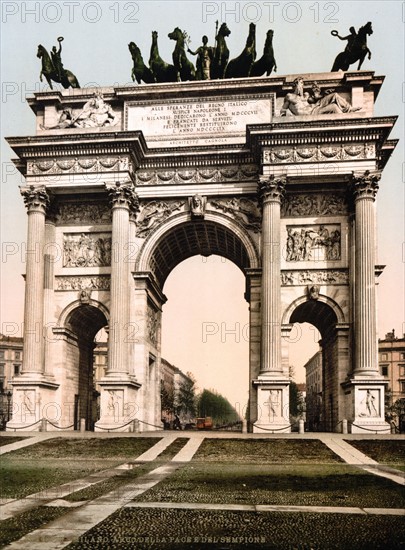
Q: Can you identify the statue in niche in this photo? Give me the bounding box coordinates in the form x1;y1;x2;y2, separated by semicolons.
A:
281;78;360;116
188;36;214;80
331;22;373;71
189;194;206;218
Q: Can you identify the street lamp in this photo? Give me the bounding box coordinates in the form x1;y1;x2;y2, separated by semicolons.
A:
6;391;12;422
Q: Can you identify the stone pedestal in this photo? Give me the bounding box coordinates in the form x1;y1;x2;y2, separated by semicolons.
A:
253;379;290;433
345;379;390;434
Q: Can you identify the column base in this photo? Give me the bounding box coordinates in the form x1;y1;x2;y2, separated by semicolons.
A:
252;377;291;434
6;375;59;432
94;375;142;433
342;377;390;434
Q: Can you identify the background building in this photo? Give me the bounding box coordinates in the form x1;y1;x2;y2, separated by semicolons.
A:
303;350;323;431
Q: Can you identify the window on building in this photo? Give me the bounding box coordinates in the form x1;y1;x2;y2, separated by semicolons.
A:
0;351;4;359
381;366;388;376
15;351;21;360
401;353;405;360
381;353;388;361
14;364;20;376
400;365;405;376
400;381;405;393
0;364;4;377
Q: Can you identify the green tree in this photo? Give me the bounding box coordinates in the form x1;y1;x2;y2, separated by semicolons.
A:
160;381;175;416
177;372;197;420
289;366;305;418
197;389;240;425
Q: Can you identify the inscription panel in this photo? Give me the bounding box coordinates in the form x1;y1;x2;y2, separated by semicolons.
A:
126;95;274;147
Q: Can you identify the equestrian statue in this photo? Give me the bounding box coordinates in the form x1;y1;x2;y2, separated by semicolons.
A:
149;31;177;83
37;37;80;89
249;29;277;77
225;23;256;79
331;22;373;71
168;27;196;82
211;22;231;79
128;41;155;84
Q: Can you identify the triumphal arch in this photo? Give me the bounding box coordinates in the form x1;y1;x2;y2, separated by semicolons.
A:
6;70;396;433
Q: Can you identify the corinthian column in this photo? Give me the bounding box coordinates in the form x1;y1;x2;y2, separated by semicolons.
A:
352;170;380;376
106;182;139;375
20;185;49;375
258;175;286;376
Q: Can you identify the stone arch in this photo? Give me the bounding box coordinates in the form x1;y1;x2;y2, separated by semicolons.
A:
58;299;110;335
282;294;348;432
282;293;346;334
136;211;260;288
56;300;109;430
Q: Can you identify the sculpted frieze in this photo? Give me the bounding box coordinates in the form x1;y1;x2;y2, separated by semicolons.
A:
281;269;349;286
147;306;158;346
40;92;119;130
282;194;347;217
63;233;112;267
263;143;375;164
28;156;129;175
134;165;259;186
286;224;341;262
210;197;261;233
58;203;112;225
56;275;111;291
136;200;184;238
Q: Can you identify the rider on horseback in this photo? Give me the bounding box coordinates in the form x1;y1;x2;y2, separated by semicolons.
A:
51;37;65;82
333;27;358;54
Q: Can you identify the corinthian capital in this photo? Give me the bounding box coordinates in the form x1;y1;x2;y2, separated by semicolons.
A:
20;185;50;213
351;170;381;201
258;175;287;203
106;181;139;214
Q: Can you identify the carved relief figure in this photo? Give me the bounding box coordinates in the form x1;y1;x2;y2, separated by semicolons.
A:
210;198;261;232
281;270;349;286
286;225;341;262
281;78;360;116
58;203;111;225
63;233;112;267
189;195;206;218
147;308;159;346
264;389;280;422
359;389;378;417
136;201;183;238
57;276;111;291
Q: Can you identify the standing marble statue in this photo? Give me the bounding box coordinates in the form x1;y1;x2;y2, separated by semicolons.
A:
188;36;214;80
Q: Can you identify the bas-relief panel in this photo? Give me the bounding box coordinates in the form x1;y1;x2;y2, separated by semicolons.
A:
63;233;112;267
286;224;341;262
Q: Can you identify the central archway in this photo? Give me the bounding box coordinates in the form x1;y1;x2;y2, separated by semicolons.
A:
134;212;260;430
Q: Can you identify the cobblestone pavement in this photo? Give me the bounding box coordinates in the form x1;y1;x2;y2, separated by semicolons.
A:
1;432;404;549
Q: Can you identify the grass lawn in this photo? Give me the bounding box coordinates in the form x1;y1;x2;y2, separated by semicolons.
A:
136;462;405;508
0;506;67;548
0;437;161;499
193;438;343;464
345;439;405;467
0;436;29;447
66;509;405;550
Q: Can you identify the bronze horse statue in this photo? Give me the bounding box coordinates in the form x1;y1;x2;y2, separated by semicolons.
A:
37;44;80;89
211;22;231;79
128;42;155;84
149;31;177;83
331;22;373;71
249;29;277;77
225;23;256;78
168;27;196;82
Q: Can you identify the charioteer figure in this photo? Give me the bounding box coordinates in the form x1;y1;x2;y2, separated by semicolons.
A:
188;35;214;80
51;37;66;83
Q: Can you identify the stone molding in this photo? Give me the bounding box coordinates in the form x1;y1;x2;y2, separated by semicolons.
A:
281;269;349;286
134;165;259;186
27;156;129;175
56;275;111;291
263;143;375;165
57;202;112;225
281;193;348;217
